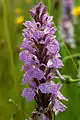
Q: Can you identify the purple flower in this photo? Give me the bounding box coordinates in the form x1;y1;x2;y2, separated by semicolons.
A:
46;39;59;55
53;100;67;115
22;67;45;84
39;81;62;94
22;88;35;101
57;91;68;101
19;2;68;118
47;58;63;68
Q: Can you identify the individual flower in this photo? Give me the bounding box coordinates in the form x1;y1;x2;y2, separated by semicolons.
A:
15;8;22;14
72;6;80;16
20;2;68;119
16;16;24;25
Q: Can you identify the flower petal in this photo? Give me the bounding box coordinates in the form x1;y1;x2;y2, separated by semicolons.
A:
22;88;35;101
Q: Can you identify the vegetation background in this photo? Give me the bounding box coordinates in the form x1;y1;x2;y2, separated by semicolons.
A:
0;0;80;120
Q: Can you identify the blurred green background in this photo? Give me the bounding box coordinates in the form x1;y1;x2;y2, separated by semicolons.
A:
0;0;80;120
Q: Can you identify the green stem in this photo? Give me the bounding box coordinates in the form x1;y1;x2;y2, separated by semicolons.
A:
2;0;18;93
62;53;80;62
62;42;78;72
54;112;56;120
57;28;78;73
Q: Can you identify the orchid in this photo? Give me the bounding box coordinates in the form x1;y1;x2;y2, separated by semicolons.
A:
20;2;68;120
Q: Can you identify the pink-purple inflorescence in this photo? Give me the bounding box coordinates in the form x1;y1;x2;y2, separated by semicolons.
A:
60;0;75;48
19;2;68;119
